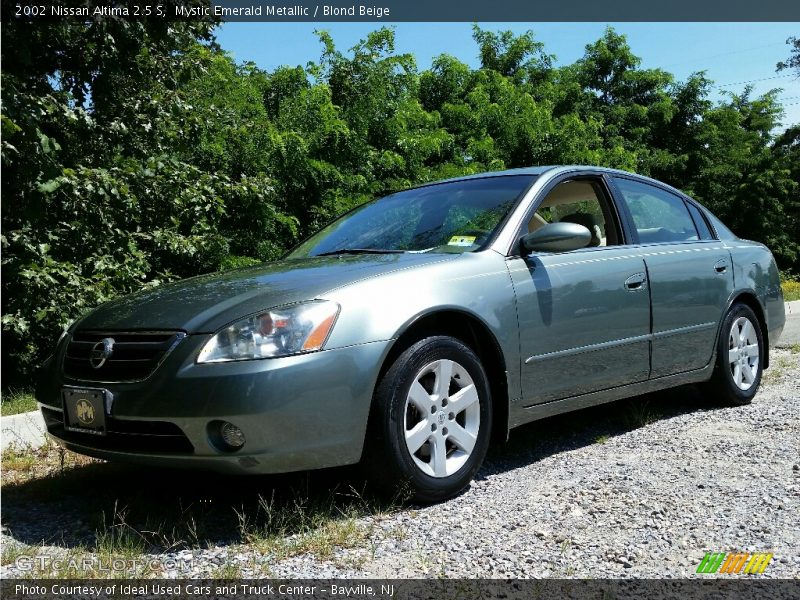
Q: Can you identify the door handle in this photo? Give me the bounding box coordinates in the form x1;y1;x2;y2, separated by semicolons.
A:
714;259;728;274
624;272;647;290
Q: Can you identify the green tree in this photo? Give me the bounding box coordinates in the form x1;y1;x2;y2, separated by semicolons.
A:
777;36;800;74
0;10;288;384
2;22;798;388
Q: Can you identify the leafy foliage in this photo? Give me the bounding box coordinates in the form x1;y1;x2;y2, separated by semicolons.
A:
2;22;798;386
777;36;800;75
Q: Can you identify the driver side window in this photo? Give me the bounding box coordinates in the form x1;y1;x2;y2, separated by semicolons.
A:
528;179;620;247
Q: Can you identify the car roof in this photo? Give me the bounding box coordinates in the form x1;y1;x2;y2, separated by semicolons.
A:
415;166;557;187
414;165;690;200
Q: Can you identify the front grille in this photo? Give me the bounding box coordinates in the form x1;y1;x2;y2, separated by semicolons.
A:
63;330;184;382
42;407;194;454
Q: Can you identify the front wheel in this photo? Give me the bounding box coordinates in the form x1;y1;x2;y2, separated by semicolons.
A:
365;336;492;503
703;303;764;405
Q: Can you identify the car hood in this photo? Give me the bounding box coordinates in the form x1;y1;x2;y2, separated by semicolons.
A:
76;253;457;333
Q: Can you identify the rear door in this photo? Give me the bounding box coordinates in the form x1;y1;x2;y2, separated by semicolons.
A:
610;176;734;377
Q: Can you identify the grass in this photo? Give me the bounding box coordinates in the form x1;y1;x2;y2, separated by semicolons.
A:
1;445;39;473
94;503;149;560
212;560;247;578
1;391;37;416
235;489;380;561
781;278;800;302
1;440;95;484
1;440;404;579
1;542;30;567
763;352;796;384
623;398;662;429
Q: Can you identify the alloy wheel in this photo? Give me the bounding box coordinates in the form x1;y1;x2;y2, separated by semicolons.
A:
403;358;481;478
728;316;760;391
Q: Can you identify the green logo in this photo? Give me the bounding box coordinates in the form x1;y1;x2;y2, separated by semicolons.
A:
696;552;773;574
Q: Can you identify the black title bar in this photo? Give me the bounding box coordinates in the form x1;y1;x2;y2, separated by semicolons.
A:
6;0;800;21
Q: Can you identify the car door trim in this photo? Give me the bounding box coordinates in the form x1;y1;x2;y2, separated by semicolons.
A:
604;173;641;244
506;243;727;273
652;321;716;339
524;332;652;364
524;321;715;364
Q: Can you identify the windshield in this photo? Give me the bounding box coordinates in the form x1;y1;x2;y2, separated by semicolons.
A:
288;175;536;258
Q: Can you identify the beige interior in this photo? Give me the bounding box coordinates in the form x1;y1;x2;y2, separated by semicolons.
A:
539;181;598;208
527;181;610;246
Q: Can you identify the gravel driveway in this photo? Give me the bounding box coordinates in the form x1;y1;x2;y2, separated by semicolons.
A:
2;349;798;579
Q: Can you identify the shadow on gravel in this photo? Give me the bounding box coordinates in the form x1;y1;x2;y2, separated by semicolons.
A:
482;383;725;476
1;384;724;553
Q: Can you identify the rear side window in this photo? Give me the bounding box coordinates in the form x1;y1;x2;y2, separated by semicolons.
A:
613;177;699;244
685;202;714;240
703;209;739;241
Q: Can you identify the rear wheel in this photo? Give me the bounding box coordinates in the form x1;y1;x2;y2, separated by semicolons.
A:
365;336;492;503
704;303;764;405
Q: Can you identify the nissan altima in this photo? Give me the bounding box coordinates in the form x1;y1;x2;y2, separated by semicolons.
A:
36;166;786;501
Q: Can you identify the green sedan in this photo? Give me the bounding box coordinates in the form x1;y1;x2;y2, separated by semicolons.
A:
37;166;786;502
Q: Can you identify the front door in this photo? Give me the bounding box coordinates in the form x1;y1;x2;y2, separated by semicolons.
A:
509;176;651;406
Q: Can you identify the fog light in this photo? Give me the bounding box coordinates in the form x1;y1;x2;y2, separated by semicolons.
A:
220;421;245;449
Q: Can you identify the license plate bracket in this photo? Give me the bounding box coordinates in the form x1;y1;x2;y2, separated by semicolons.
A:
62;387;109;435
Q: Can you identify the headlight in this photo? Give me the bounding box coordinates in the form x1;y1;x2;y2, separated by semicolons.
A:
197;300;340;363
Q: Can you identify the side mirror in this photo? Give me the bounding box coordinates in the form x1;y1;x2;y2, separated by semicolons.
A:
520;222;591;253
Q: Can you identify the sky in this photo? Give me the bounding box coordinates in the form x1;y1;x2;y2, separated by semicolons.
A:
215;22;800;129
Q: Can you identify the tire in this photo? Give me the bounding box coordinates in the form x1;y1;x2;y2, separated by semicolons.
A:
365;336;492;503
704;303;764;406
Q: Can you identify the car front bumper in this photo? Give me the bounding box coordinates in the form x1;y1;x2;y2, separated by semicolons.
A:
37;335;391;474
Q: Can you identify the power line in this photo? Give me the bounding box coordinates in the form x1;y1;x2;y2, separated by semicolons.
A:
659;42;786;69
714;74;795;88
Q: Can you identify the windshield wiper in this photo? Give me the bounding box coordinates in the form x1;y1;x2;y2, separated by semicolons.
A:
314;248;407;257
